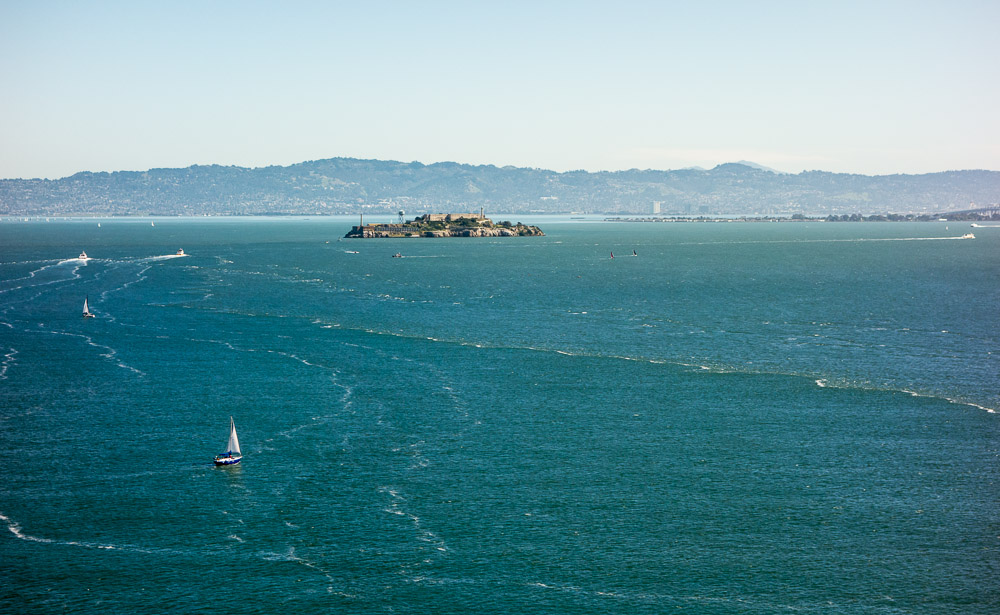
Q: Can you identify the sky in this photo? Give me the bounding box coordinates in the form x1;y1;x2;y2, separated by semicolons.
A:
1;1;998;179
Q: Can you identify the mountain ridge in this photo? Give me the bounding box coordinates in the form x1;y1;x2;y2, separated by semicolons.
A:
1;157;997;217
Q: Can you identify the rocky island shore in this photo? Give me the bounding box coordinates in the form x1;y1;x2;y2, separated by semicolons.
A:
345;212;543;238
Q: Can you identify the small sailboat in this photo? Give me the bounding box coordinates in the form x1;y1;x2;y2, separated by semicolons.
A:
610;251;615;259
214;416;242;465
78;250;89;260
632;249;637;256
82;295;95;318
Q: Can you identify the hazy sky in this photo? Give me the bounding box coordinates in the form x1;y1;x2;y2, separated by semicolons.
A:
1;1;998;179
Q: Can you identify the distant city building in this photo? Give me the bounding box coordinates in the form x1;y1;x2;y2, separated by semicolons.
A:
653;201;662;214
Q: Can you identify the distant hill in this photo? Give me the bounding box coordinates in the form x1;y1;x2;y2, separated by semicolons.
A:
734;160;786;174
1;157;998;217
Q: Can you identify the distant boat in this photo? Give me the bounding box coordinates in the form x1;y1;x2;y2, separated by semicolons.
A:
610;252;614;259
961;233;975;239
214;416;242;466
392;253;402;258
633;249;637;256
151;222;155;227
176;249;185;256
82;296;95;318
78;251;89;260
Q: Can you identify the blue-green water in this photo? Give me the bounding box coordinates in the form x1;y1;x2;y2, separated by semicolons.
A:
1;218;997;613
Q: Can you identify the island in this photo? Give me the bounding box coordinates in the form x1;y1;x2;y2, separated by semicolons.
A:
344;211;544;238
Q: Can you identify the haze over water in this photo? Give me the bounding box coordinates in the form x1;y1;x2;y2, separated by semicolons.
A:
1;217;997;613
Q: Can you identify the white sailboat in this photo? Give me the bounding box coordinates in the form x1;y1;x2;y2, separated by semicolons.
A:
214;416;242;465
82;295;95;318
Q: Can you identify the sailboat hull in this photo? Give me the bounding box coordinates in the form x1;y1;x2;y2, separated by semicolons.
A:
214;455;242;466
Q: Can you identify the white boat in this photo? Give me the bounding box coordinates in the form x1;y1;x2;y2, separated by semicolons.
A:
82;296;95;318
176;249;185;256
214;416;242;465
961;233;975;239
78;251;89;260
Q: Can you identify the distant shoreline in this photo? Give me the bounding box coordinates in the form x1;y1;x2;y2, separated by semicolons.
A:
2;158;997;219
606;214;997;223
2;212;997;224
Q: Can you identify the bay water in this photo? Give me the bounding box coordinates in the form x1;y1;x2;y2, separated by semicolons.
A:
1;217;997;613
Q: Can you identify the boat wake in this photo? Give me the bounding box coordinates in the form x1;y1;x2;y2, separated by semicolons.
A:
379;487;449;558
100;265;152;302
684;235;979;247
259;546;341;594
0;511;53;544
807;376;995;412
0;259;85;295
318;321;998;414
401;572;868;612
520;578;844;611
0;347;16;380
144;253;189;261
35;327;146;376
0;511;153;552
904;389;996;413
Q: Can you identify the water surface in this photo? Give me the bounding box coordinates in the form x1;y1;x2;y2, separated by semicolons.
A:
1;218;997;613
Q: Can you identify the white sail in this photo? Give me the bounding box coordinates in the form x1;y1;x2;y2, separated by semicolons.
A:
83;297;89;314
226;416;241;455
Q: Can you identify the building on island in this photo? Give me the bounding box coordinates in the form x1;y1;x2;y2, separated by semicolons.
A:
418;208;487;223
